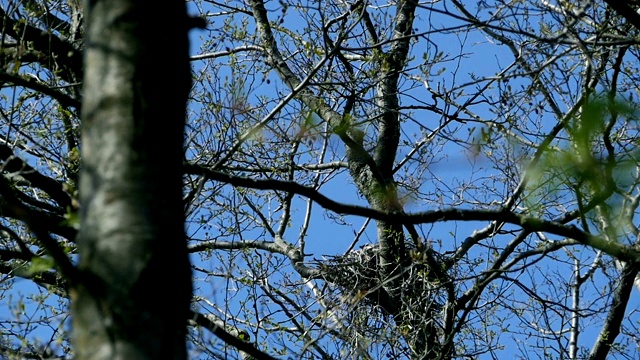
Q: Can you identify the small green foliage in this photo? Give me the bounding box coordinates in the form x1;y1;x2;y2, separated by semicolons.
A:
526;95;637;232
62;206;80;230
238;330;250;342
30;256;55;273
15;256;55;278
332;120;350;136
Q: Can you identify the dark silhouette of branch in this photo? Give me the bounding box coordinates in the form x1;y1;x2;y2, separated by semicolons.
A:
189;310;279;360
0;72;81;109
602;0;640;31
0;7;82;83
185;163;638;262
0;143;73;209
0;176;79;285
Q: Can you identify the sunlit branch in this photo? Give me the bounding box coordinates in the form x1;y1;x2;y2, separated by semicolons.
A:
189;239;282;253
188;238;320;278
570;258;581;360
201;0;253;16
222;161;348;173
190;45;265;61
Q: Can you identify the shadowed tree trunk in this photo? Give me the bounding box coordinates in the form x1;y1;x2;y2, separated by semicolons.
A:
71;1;192;359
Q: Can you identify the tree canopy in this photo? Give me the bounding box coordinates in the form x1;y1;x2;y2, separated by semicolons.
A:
1;0;640;359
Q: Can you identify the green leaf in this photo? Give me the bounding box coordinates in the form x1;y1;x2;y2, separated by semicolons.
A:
15;256;56;278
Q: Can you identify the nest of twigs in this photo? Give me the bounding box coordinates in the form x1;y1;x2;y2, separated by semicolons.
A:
319;243;447;304
321;243;383;292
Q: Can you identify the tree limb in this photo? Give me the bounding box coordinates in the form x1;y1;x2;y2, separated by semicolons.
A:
0;72;81;109
0;175;78;285
588;262;638;359
0;6;82;83
189;310;279;360
602;0;640;31
0;143;73;209
185;163;640;262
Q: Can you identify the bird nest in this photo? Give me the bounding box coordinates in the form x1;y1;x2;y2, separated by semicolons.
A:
319;243;446;304
321;243;382;292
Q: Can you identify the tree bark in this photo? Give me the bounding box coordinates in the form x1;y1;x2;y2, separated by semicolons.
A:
72;1;192;359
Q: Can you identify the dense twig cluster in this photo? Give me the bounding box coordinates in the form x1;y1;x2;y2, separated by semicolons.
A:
322;244;382;295
319;243;449;357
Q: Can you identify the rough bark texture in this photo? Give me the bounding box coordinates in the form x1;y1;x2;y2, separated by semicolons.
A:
72;1;192;359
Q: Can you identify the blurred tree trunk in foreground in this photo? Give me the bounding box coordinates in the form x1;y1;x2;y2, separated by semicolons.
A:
71;1;192;358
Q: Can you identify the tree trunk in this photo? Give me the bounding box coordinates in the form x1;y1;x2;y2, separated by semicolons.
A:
71;1;192;359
